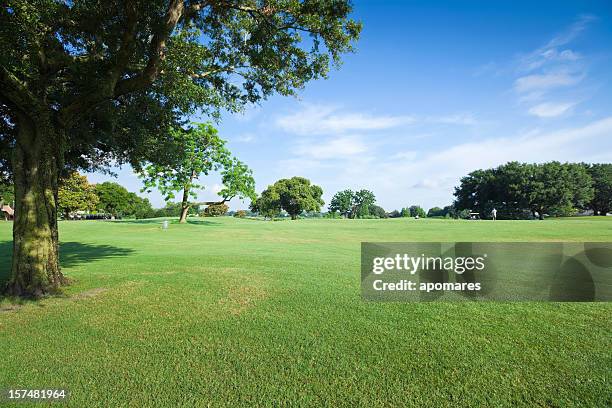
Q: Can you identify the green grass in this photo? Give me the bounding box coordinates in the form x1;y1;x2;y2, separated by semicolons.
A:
0;217;611;407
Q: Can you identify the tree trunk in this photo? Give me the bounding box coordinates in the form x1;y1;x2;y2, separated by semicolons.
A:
179;185;190;223
5;115;65;298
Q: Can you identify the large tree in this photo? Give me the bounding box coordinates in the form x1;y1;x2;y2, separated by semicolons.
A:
57;171;99;218
140;123;255;223
255;177;323;220
0;0;360;296
527;162;593;219
454;161;594;220
586;163;612;216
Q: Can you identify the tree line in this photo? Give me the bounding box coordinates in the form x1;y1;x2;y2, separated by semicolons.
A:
454;162;611;219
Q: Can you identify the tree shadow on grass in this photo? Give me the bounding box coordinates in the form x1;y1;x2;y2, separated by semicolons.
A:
186;219;222;226
115;218;174;225
0;241;134;297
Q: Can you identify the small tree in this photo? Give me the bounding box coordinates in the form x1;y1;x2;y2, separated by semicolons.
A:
127;194;154;219
251;187;281;219
329;189;354;218
409;205;426;218
354;189;376;218
57;172;99;218
369;205;388;218
203;203;229;217
0;181;14;206
140;123;255;223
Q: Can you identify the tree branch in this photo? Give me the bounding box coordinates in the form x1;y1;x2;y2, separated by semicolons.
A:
0;66;42;116
60;0;200;126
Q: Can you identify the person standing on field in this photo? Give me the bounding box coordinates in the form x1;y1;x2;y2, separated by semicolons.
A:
491;208;497;221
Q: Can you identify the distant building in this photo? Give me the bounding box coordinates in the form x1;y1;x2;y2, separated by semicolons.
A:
1;204;14;221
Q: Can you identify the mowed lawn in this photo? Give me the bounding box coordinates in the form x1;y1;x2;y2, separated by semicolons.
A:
0;217;611;407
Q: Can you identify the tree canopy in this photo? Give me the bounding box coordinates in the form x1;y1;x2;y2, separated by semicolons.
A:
328;188;378;218
57;172;99;217
139;122;255;222
253;177;323;220
454;161;596;219
586;163;612;216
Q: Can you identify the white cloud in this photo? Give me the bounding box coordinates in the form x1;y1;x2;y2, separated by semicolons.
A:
305;117;612;211
510;15;595;117
518;15;594;73
514;72;582;93
428;113;479;126
275;105;481;137
275;105;414;136
528;102;575;118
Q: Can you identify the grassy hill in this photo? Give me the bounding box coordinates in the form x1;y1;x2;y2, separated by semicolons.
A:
1;217;610;407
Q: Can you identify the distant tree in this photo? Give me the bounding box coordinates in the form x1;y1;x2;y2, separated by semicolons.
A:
454;168;497;217
354;189;376;218
427;207;443;217
0;181;14;206
586;163;612;215
95;182;133;217
388;210;401;218
234;210;247;218
329;189;355;218
454;161;594;219
153;202;184;218
328;188;377;218
140;123;255;223
369;205;388;218
203;203;229;217
126;193;154;219
58;172;99;218
251;187;282;219
409;205;426;218
256;177;323;220
400;207;410;217
528;162;593;219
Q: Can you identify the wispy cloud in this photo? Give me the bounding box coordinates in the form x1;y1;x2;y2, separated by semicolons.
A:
517;14;595;73
276;105;481;137
511;15;595;118
514;72;583;93
427;113;479;126
528;102;575;118
275;105;414;136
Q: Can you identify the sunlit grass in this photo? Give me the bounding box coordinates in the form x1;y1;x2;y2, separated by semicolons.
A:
0;217;610;407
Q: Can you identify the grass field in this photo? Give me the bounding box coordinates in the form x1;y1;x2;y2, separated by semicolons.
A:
0;217;611;407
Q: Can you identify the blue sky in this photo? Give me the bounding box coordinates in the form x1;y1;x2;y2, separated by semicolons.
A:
89;0;612;211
